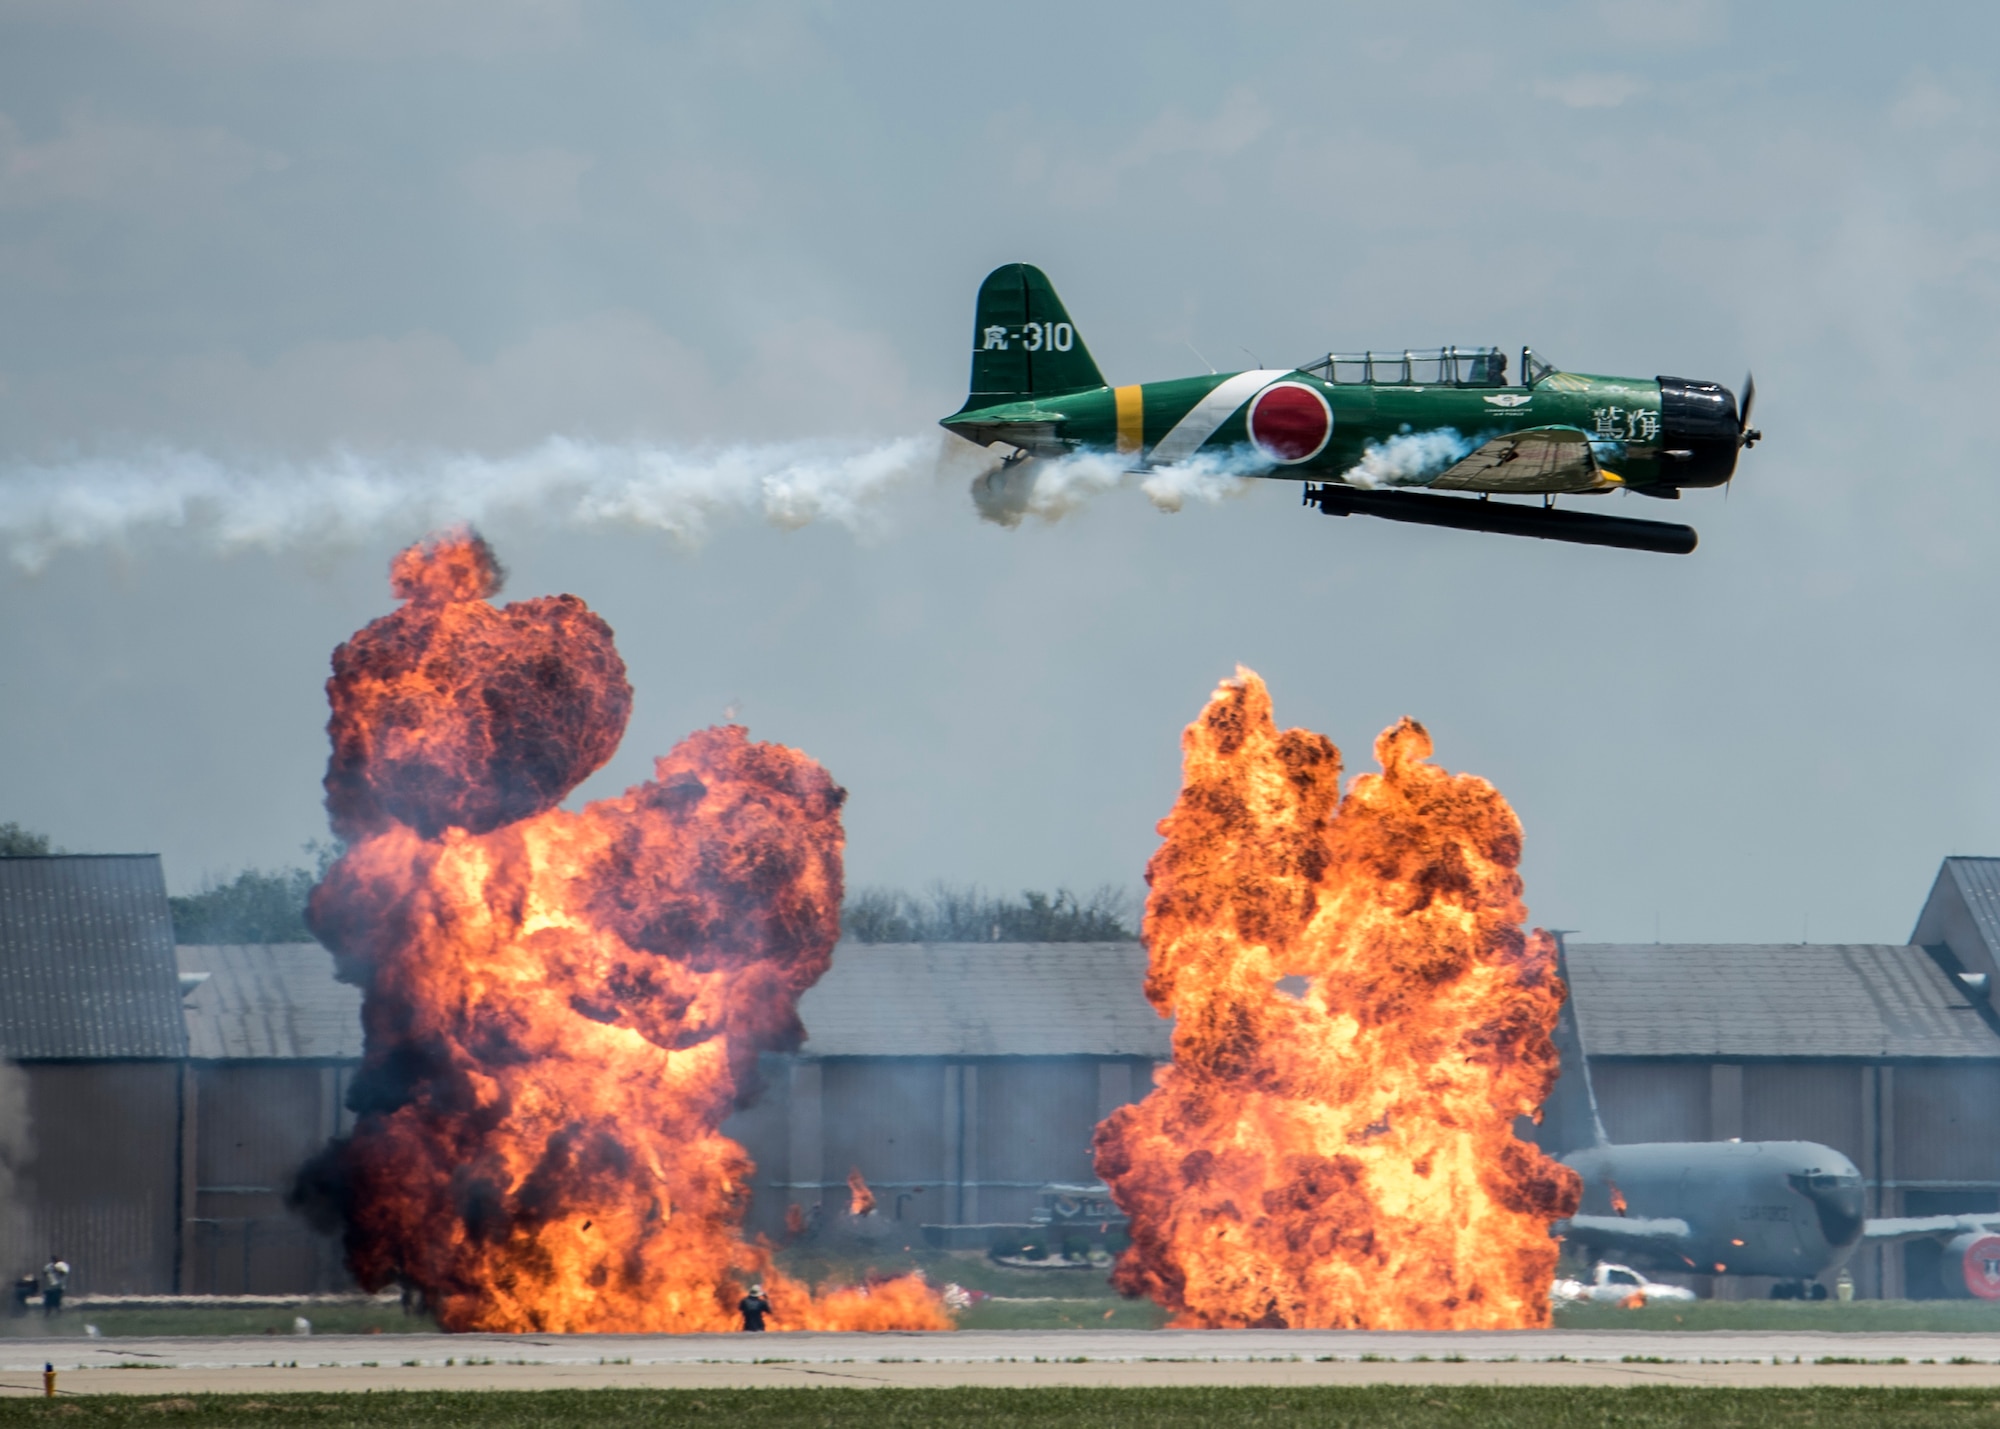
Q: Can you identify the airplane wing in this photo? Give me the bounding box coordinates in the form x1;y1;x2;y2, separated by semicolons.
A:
1556;1213;1692;1257
1426;426;1614;494
1863;1215;2000;1244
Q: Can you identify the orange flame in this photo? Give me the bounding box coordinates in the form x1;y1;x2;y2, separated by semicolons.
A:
1610;1181;1629;1217
302;529;946;1334
1093;669;1580;1330
848;1169;877;1219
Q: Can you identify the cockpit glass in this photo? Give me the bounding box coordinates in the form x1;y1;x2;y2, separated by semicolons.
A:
1302;346;1508;388
1522;348;1558;387
1789;1172;1866;1247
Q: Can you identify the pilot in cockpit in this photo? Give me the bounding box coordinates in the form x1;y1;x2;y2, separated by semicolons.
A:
1467;350;1507;386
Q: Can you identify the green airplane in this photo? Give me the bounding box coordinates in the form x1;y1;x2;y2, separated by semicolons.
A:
940;263;1761;555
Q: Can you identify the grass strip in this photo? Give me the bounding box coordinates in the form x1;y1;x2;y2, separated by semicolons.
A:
3;1388;2000;1427
1553;1299;2000;1333
0;1306;434;1340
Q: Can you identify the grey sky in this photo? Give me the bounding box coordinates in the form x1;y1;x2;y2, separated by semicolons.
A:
1;1;1996;944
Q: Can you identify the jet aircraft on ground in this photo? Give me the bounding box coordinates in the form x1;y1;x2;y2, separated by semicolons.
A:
941;263;1762;554
1543;937;2000;1299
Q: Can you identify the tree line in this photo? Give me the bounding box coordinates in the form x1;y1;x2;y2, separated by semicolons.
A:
4;822;1138;945
840;884;1136;943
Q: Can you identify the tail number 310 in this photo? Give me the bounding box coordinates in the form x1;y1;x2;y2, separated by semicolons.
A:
1024;322;1073;352
980;322;1075;352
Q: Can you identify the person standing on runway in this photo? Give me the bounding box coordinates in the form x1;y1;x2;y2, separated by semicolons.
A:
40;1256;67;1316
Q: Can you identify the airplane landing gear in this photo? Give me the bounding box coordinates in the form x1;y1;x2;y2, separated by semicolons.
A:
1769;1280;1829;1300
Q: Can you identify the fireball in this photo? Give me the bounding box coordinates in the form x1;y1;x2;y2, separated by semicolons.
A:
1093;668;1580;1329
302;529;946;1333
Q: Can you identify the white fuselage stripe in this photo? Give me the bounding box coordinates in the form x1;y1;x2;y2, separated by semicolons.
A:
1146;369;1291;467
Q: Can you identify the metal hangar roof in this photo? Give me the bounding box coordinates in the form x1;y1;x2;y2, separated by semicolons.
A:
798;943;1167;1059
0;855;186;1060
1565;942;2000;1060
177;944;362;1062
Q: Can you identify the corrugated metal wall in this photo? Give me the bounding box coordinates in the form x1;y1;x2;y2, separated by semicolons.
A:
721;1064;792;1240
7;1063;179;1294
1743;1063;1864;1155
822;1059;948;1188
733;1058;961;1235
1592;1061;1710;1142
973;1060;1102;1226
738;1055;1152;1237
1594;1059;2000;1189
1891;1065;2000;1298
189;1064;348;1294
1894;1063;2000;1184
819;1059;949;1231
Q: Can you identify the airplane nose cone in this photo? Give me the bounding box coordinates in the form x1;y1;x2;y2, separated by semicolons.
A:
1789;1168;1866;1248
1656;376;1741;488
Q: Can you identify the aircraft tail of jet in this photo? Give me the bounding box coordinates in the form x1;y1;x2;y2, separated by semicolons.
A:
1545;933;1609;1153
957;263;1107;412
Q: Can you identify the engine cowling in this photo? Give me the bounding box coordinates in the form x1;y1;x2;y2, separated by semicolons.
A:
1946;1232;2000;1299
1656;377;1741;489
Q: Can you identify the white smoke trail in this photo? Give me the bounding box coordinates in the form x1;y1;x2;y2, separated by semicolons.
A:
972;446;1260;528
1342;428;1478;488
1139;450;1256;513
971;451;1127;527
0;435;955;569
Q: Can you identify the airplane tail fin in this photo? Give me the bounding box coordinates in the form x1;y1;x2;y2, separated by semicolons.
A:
1543;932;1609;1154
958;263;1106;412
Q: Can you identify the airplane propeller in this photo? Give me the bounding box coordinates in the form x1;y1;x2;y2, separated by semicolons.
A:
1724;373;1760;502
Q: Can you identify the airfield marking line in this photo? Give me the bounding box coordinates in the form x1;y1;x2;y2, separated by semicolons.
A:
10;1330;2000;1386
9;1358;2000;1393
1579;1363;1743;1387
788;1366;909;1386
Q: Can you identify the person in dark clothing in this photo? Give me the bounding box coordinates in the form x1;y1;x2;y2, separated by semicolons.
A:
738;1285;772;1332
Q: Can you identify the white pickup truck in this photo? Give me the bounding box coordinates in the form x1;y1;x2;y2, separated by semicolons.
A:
1552;1263;1698;1307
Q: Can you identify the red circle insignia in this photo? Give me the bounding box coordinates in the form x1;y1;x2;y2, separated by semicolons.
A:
1247;382;1333;464
1963;1235;2000;1299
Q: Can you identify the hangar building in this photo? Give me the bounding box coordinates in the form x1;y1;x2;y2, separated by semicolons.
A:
0;855;185;1293
0;855;358;1295
3;852;1999;1298
175;942;360;1295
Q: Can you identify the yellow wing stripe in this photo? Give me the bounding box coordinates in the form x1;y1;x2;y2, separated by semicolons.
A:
1115;385;1143;454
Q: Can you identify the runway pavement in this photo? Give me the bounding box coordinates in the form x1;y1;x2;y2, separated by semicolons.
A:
3;1329;2000;1393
